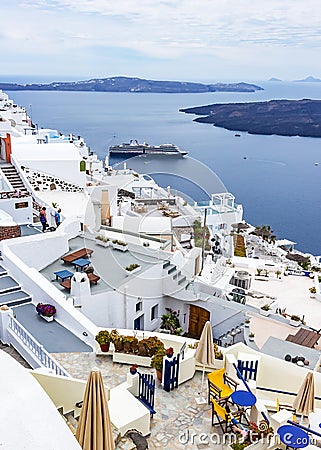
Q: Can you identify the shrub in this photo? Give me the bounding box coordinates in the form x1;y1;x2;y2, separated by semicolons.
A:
309;286;317;294
261;304;271;311
95;330;112;344
112;239;127;246
125;263;140;271
290;315;301;322
151;348;166;372
96;235;109;243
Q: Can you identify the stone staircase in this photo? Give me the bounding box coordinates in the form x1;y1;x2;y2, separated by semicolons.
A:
0;163;28;193
0;263;32;308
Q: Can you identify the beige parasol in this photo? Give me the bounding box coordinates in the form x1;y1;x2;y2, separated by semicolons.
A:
76;367;114;450
293;372;315;417
194;321;215;402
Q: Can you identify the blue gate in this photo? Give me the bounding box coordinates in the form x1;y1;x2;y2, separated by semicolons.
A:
137;372;156;416
237;359;258;381
163;354;180;392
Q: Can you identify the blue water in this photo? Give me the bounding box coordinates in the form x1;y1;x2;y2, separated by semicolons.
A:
8;81;321;254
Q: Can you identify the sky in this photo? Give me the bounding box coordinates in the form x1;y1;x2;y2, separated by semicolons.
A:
2;0;321;83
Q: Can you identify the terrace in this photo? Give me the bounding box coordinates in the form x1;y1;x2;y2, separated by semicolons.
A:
40;235;165;294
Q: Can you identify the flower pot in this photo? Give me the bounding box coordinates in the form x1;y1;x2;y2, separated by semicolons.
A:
166;352;174;358
99;343;110;352
95;239;110;248
112;243;128;252
290;319;300;327
156;369;162;381
40;314;54;322
130;368;137;375
260;309;270;317
125;266;141;275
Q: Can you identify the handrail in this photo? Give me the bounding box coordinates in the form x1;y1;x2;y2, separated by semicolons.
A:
8;316;69;377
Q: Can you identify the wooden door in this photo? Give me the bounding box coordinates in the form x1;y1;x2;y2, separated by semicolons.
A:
188;305;210;338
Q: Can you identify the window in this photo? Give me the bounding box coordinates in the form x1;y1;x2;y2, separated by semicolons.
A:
136;301;142;312
15;201;28;209
151;304;158;321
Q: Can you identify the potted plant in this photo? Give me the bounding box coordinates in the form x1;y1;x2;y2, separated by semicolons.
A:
112;239;128;252
130;364;138;375
290;314;301;327
95;235;110;247
309;286;317;298
36;303;56;322
244;318;251;328
151;348;166;381
248;332;255;342
125;263;141;274
95;330;112;352
165;347;174;358
123;335;139;353
260;304;271;316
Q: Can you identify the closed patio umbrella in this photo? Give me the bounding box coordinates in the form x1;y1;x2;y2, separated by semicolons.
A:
194;321;215;403
76;367;114;450
293;372;315;419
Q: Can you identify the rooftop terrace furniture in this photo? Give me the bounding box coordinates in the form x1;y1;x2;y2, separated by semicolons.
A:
54;269;73;282
211;398;248;433
72;258;91;271
60;272;100;290
61;248;93;264
286;328;321;349
207;368;238;404
87;273;100;284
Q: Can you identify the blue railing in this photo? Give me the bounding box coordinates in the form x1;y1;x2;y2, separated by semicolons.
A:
8;316;69;377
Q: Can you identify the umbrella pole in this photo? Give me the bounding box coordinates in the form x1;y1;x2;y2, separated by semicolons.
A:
195;365;207;404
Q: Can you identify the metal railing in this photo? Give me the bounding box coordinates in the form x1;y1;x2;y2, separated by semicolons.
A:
8;316;69;377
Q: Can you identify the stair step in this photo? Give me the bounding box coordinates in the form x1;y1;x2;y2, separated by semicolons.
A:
7;297;32;308
173;270;181;279
178;275;186;285
163;261;171;269
168;266;177;274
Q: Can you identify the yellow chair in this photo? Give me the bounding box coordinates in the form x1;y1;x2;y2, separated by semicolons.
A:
211;399;248;433
207;368;239;404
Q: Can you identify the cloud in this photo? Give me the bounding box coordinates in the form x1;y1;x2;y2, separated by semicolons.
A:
3;0;321;79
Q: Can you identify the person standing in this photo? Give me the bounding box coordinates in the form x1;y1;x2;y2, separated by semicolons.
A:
54;208;61;227
39;207;47;232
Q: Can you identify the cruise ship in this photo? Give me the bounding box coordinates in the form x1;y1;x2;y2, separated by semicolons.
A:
109;139;188;156
1;90;321;449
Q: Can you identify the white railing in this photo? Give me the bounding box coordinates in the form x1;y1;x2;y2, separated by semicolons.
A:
8;316;69;377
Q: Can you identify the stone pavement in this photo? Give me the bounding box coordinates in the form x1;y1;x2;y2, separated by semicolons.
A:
53;352;224;449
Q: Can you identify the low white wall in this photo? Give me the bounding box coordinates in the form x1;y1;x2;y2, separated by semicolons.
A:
1;246;97;349
31;369;87;417
2;219;80;271
225;343;321;409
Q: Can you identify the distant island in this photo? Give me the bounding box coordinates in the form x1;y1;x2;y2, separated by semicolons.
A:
0;76;263;93
180;99;321;137
294;76;321;82
269;77;282;82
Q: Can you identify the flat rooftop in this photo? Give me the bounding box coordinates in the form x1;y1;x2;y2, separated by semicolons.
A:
41;235;168;294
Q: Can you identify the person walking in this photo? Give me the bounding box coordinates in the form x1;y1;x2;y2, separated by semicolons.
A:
39;207;47;232
54;208;61;227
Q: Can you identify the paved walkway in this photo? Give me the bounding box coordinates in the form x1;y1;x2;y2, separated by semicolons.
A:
53;352;223;450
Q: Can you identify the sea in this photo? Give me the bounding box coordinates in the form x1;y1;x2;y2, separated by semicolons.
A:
6;81;321;255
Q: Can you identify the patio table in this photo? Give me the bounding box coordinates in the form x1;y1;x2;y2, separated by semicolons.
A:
54;269;73;282
72;258;91;271
230;390;256;407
